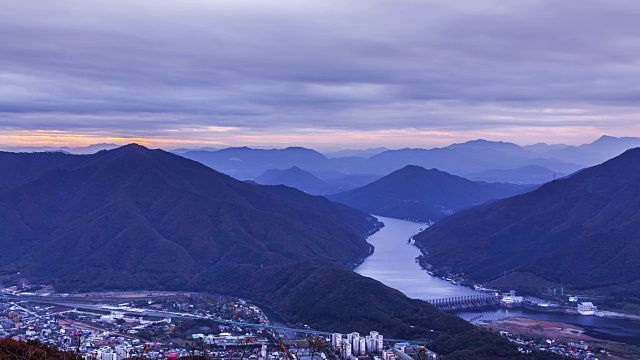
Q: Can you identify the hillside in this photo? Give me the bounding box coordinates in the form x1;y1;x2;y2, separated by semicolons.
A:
254;166;350;195
415;148;640;297
0;145;379;289
330;165;531;222
0;339;81;359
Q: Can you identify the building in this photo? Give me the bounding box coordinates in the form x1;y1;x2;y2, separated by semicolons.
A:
95;349;118;360
331;331;382;357
578;302;597;316
348;332;360;355
331;333;342;350
500;295;524;307
341;341;352;358
366;331;383;354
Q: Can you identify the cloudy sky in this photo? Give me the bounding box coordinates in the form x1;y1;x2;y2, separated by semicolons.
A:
2;0;640;150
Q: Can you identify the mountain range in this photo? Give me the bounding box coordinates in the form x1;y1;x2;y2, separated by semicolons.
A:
181;136;640;183
414;148;640;297
180;142;581;182
0;144;542;358
10;136;640;185
0;143;119;154
322;147;390;158
330;165;532;222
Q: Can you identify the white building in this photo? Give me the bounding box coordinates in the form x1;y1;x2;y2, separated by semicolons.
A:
358;338;366;356
348;332;360;354
332;331;382;356
363;331;383;354
331;333;342;350
96;350;118;360
578;302;597;315
341;341;352;359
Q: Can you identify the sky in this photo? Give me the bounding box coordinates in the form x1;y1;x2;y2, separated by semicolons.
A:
2;0;640;150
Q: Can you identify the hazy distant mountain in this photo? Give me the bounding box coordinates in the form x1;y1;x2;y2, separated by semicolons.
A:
0;143;119;154
522;142;570;153
330;165;532;222
254;166;352;195
181;146;331;179
446;139;536;158
0;145;530;357
312;171;381;188
415;148;640;297
543;135;640;166
323;147;389;158
68;143;121;154
180;142;584;182
367;146;581;177
465;165;564;184
171;146;219;154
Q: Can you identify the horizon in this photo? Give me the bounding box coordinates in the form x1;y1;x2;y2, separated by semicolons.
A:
0;134;622;153
3;1;640;149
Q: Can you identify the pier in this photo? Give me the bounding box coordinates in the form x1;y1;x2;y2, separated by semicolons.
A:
427;294;500;311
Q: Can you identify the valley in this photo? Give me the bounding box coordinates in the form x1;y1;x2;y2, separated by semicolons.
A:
354;216;640;358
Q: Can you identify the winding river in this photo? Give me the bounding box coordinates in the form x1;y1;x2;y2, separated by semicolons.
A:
355;216;640;345
355;216;477;299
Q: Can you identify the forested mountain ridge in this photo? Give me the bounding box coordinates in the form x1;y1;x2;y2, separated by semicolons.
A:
415;148;640;297
330;165;531;222
0;144;378;289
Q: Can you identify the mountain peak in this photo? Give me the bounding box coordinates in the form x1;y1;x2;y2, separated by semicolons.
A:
399;164;425;171
116;143;150;152
447;139;520;150
593;135;618;144
395;165;447;176
330;165;528;222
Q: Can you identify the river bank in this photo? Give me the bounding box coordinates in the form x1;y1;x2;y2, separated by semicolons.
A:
480;317;640;359
596;310;640;321
414;236;640;323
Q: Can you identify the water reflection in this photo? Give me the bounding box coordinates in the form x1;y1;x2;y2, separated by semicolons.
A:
456;308;640;345
355;216;478;300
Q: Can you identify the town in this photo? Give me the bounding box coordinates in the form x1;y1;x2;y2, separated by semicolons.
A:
0;284;617;360
2;283;440;360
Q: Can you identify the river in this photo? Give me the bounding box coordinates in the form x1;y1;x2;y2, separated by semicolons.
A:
456;308;640;345
355;216;640;345
355;216;477;299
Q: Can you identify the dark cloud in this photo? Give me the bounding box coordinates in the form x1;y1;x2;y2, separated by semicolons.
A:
1;0;640;147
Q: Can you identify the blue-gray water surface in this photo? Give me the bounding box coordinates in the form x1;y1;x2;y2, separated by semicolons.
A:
457;308;640;345
355;216;477;300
